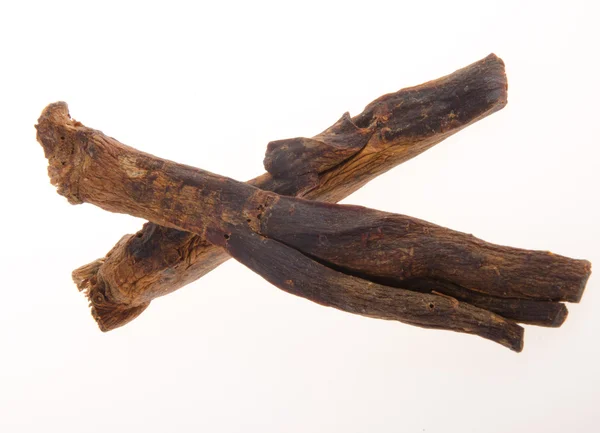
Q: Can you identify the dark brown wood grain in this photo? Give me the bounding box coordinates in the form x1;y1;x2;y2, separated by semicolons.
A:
36;97;591;352
70;54;511;331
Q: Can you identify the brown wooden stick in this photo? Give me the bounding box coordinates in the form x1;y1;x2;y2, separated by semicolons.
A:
71;54;510;331
36;103;524;351
257;197;590;303
36;101;590;351
206;229;525;352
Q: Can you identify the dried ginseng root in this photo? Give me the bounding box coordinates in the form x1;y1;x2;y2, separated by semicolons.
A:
35;99;591;352
72;54;513;331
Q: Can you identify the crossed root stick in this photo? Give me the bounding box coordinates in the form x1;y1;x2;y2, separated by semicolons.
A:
35;54;591;352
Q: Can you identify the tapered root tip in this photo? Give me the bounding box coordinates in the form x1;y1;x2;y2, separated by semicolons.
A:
519;302;568;328
513;330;525;353
504;324;525;353
457;52;508;120
551;304;569;327
474;318;523;352
482;53;508;106
573;260;592;303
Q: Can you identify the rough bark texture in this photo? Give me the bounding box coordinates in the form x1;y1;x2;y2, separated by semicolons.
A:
206;229;525;352
36;98;591;352
73;54;510;331
258;197;589;303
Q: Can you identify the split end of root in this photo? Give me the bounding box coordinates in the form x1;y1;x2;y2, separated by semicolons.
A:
72;259;150;332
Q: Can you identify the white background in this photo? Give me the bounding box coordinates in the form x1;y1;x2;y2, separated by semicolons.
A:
1;1;598;432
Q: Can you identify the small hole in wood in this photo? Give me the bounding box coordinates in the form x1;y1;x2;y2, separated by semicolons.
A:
224;234;230;240
60;136;65;140
246;218;251;223
429;303;435;309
